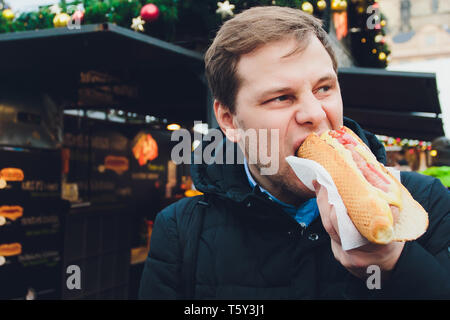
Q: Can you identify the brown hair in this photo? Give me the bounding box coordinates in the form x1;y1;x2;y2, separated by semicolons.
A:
205;6;338;114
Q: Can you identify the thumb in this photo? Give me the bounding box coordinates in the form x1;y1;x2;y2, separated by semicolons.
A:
312;180;320;193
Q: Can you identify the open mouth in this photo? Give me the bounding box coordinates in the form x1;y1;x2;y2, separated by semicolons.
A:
293;138;307;156
293;130;331;155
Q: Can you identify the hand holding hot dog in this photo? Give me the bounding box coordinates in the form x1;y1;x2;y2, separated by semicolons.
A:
312;180;405;281
295;126;429;281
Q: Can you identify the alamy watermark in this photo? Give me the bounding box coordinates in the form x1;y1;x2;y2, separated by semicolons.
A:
66;265;81;290
171;121;280;175
67;15;82;30
366;5;381;30
366;264;381;290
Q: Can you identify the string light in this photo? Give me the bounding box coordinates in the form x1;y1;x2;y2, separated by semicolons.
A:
376;135;432;151
167;123;181;131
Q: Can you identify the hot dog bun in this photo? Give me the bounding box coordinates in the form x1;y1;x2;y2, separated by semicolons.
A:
297;126;428;244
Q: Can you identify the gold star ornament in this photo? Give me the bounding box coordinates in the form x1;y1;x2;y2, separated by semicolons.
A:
131;16;145;32
216;1;235;19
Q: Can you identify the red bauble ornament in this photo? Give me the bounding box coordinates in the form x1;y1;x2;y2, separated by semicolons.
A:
140;4;159;22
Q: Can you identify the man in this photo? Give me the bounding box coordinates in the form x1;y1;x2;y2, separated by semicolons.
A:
139;6;449;299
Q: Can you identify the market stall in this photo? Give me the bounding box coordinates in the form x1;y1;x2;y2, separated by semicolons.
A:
0;22;207;300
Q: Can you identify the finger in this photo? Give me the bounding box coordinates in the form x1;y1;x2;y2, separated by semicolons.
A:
314;181;329;209
312;180;319;192
315;183;341;241
328;205;340;240
331;239;370;279
313;183;342;244
316;200;341;244
330;239;364;278
320;213;341;244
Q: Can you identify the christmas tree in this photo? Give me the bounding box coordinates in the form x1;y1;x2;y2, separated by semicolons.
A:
347;0;391;67
0;0;390;68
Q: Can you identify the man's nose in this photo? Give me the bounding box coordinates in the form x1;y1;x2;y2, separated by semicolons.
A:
294;92;327;127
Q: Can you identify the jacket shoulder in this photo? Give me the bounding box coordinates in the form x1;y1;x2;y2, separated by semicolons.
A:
139;196;205;299
400;171;449;250
400;171;447;204
154;195;205;229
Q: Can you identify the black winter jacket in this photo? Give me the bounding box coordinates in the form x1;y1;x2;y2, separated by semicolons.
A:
139;118;450;299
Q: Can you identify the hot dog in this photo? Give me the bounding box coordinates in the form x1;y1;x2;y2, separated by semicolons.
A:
0;243;22;257
0;205;23;221
104;155;129;174
0;168;24;181
297;126;428;244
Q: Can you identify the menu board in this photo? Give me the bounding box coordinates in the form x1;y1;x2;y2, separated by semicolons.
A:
63;116;188;248
63;116;176;206
0;148;66;300
63;117;132;205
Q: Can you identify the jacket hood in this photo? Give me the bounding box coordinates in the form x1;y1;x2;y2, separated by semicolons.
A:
190;117;387;203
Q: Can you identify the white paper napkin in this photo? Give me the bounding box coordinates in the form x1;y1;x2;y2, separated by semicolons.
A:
285;156;369;250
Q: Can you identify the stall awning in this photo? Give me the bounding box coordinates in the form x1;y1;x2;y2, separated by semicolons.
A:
1;26;444;140
0;23;207;124
338;67;444;141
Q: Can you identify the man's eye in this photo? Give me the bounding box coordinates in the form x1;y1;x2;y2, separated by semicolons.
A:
317;86;331;94
270;95;291;103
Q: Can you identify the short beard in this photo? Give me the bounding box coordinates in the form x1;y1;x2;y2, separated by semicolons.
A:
237;120;315;205
265;162;315;205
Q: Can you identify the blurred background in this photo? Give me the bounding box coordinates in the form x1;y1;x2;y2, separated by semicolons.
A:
0;0;448;300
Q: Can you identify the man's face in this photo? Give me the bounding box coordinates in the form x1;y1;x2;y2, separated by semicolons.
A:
232;35;344;203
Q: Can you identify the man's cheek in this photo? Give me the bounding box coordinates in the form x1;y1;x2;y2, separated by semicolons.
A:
328;97;344;125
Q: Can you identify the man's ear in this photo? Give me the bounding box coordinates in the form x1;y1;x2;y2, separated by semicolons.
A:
213;99;240;142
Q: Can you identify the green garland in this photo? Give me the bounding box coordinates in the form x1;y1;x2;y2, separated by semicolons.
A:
0;0;390;68
0;1;178;32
